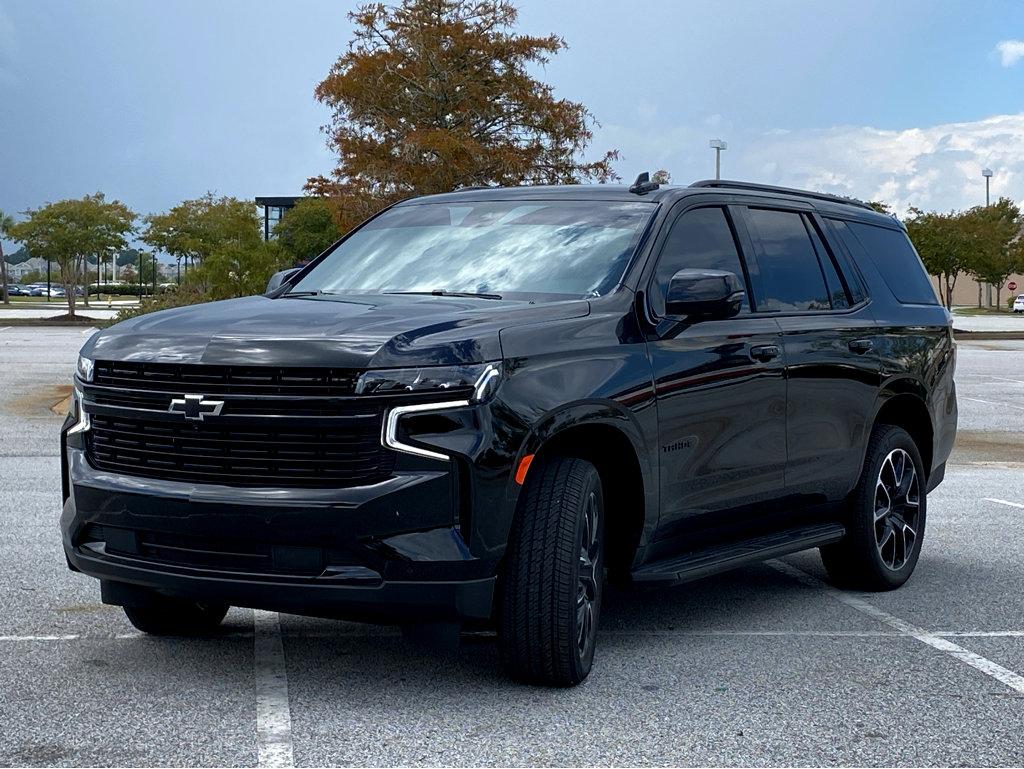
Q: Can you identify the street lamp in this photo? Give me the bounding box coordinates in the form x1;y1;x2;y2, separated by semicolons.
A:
982;168;993;207
709;139;728;181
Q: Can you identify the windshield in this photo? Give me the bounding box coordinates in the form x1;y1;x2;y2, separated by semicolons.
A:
290;199;655;299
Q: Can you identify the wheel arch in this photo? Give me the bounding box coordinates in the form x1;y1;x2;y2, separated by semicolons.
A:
508;401;656;577
869;384;934;480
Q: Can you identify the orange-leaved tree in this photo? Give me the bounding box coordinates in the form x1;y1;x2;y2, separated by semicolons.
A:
308;0;619;232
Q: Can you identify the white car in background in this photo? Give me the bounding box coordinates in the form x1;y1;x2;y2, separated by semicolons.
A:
1014;294;1024;313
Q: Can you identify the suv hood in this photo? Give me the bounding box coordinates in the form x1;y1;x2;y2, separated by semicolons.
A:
84;293;590;368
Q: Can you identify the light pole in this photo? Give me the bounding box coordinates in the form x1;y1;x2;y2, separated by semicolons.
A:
709;139;728;181
981;168;994;307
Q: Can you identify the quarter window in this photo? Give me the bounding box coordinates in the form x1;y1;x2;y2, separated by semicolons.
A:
844;221;939;305
745;208;831;312
652;207;748;316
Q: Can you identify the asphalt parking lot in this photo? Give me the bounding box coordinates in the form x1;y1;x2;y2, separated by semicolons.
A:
1;326;1022;767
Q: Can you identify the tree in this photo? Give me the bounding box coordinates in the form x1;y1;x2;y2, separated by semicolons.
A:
187;240;289;301
905;207;971;309
308;0;619;232
962;198;1023;309
651;170;672;185
273;198;343;264
143;194;261;277
0;210;14;304
868;201;892;215
10;194;135;318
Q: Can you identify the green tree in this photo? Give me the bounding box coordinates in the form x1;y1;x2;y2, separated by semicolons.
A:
10;194;136;318
651;169;672;185
905;207;971;309
0;210;15;304
142;194;261;277
308;0;619;232
868;201;892;215
190;240;290;301
273;198;343;264
962;198;1023;310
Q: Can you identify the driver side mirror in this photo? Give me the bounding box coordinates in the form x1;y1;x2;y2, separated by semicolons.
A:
266;267;301;294
664;269;745;319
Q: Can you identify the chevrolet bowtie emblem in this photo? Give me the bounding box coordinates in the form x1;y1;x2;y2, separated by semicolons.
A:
168;394;224;421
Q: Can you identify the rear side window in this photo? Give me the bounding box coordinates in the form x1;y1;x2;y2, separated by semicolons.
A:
744;208;831;311
843;221;939;305
822;219;868;304
651;207;749;316
805;218;850;309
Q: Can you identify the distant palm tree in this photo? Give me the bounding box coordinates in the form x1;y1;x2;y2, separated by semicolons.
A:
0;210;15;305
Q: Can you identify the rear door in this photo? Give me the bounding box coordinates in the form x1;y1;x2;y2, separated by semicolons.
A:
738;205;880;504
645;202;788;551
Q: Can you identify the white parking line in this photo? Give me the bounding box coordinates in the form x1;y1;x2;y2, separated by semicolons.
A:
984;497;1024;509
960;396;1024;412
769;559;1024;695
253;610;294;769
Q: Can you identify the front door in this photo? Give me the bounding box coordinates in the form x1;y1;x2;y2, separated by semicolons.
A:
646;204;788;552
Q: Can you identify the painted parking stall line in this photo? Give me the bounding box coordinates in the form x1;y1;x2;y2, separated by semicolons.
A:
769;559;1024;696
984;497;1024;509
254;610;295;769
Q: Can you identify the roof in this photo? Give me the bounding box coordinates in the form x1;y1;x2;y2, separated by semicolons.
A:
400;180;897;224
255;196;302;207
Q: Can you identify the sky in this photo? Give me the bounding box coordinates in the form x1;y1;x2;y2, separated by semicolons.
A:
4;0;1024;253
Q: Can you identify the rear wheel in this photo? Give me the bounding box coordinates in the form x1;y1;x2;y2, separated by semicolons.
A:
821;425;926;591
499;456;604;686
123;596;229;636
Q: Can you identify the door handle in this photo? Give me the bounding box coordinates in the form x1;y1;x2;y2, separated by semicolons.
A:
848;339;874;354
749;344;781;362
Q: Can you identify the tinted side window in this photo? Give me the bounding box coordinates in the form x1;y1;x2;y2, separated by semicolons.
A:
823;219;868;303
652;207;748;316
745;208;831;311
845;222;939;305
805;217;850;309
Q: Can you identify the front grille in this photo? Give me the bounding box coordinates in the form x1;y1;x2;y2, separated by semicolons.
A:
93;360;359;396
87;412;394;487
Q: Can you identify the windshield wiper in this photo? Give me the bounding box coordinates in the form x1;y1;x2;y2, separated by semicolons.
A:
281;290;326;297
386;289;503;300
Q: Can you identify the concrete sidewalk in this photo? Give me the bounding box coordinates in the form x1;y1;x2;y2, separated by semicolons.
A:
951;308;1024;332
0;306;121;321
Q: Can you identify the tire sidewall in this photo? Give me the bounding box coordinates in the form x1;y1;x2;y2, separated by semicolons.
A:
859;426;928;588
571;467;605;681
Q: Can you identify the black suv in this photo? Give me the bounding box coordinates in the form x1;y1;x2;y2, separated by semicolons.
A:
61;178;957;685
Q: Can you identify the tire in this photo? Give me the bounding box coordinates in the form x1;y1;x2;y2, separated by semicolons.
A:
820;425;927;591
123;596;229;636
499;456;604;686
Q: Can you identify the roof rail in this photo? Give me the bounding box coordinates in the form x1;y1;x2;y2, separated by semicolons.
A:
689;179;875;211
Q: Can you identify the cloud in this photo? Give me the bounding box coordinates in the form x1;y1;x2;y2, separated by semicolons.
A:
741;114;1024;214
595;113;1024;215
995;39;1024;67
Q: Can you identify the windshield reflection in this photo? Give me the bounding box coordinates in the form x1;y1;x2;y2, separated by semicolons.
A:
292;200;655;299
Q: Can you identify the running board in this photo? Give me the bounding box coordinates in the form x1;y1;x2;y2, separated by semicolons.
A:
631;523;846;586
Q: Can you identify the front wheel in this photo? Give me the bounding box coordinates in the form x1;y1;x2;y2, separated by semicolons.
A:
499;456;604;686
123;596;229;636
821;425;927;591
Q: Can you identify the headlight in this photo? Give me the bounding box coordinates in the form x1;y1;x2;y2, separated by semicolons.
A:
76;355;94;382
356;362;501;403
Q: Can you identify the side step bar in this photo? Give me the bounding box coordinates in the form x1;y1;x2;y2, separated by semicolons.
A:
631;523;846;586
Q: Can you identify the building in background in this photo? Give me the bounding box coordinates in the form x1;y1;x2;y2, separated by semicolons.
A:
255;196;301;241
5;256;49;280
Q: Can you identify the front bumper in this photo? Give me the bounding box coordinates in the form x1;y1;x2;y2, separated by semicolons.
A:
61;445;497;622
